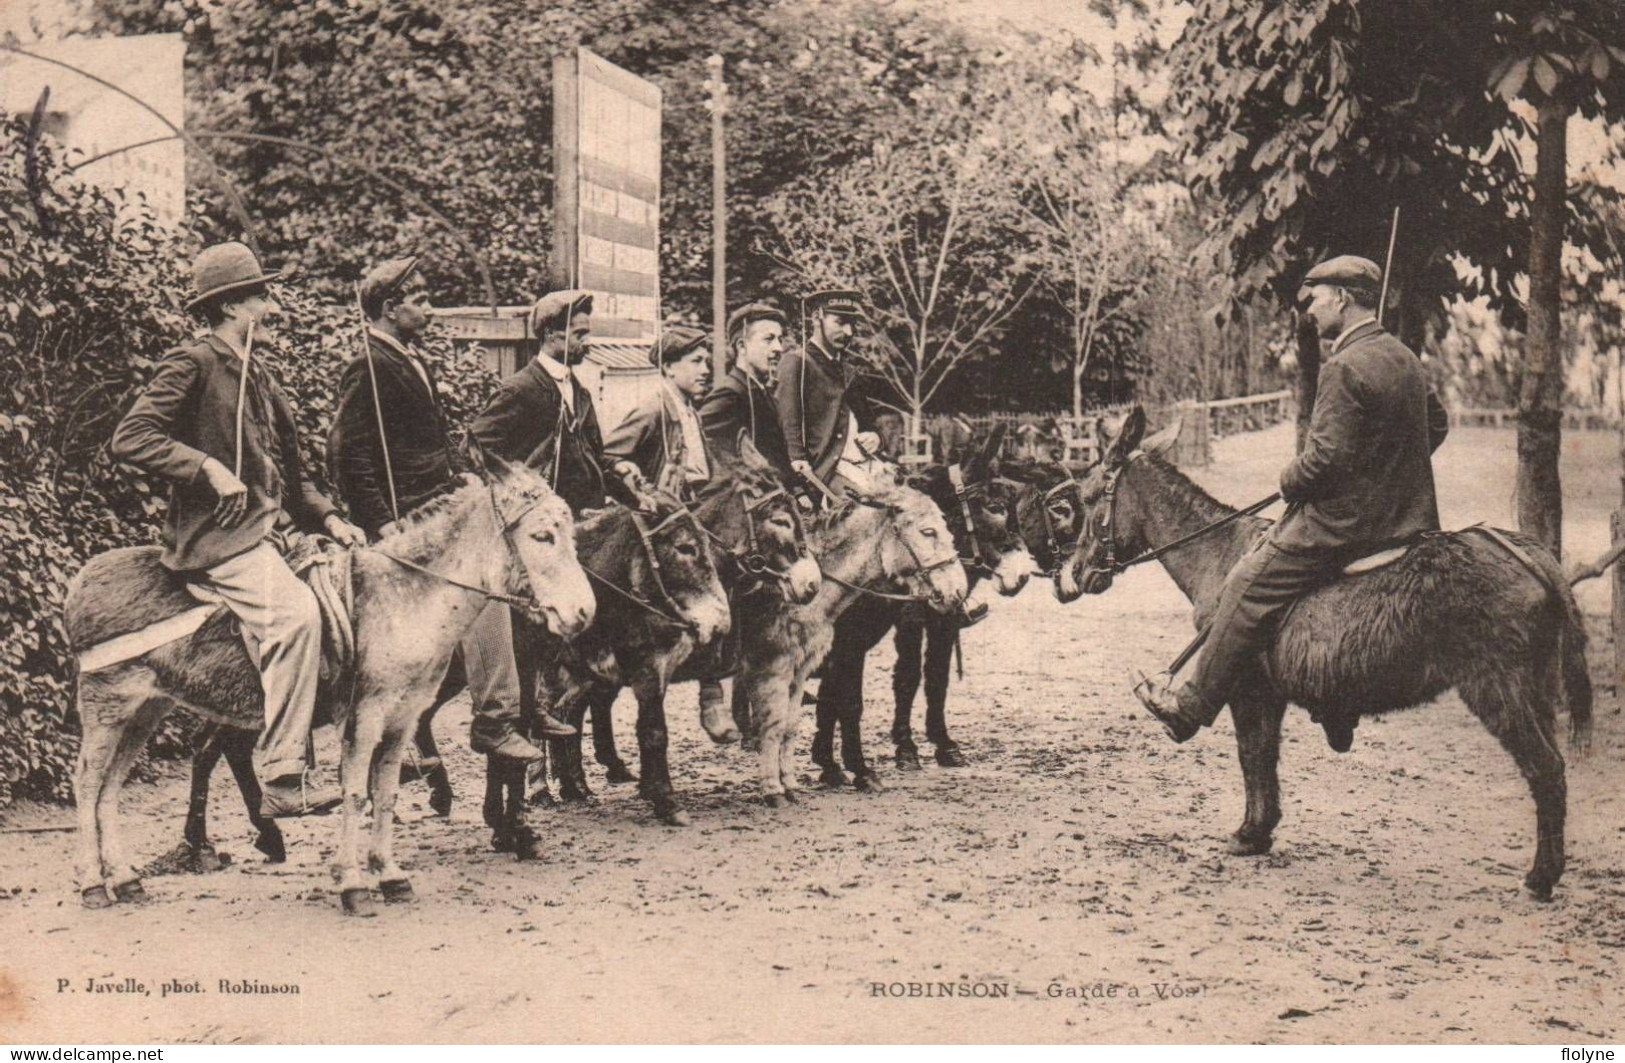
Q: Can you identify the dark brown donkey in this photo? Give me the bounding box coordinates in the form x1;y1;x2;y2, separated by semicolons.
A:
1066;407;1591;900
541;440;821;821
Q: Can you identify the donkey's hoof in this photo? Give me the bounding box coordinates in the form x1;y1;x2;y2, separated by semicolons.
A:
490;829;515;854
740;735;761;753
112;879;148;904
380;878;416;904
81;885;115;909
254;829;287;863
658;807;691;827
817;766;849;789
527;788;556;809
1524;874;1557;903
513;831;544;862
191;846;224;874
763;793;789;810
895;746;923;771
782;789;801;805
1226;832;1274;857
603;762;639;785
340;888;377;917
427;784;454;818
854;771;885;794
934;743;969;768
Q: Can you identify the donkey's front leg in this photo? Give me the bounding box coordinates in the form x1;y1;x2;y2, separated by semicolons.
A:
368;720;415;904
336;710;383;917
632;674;686;826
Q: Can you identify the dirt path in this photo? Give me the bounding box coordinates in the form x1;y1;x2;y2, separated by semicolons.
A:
2;426;1621;1044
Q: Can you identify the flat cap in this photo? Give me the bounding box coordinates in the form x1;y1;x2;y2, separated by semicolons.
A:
726;302;787;342
1302;255;1381;294
650;325;709;367
803;289;868;318
529;289;594;335
359;256;421;317
187;241;280;312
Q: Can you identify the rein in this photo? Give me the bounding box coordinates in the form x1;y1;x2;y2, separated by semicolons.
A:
375;482;550;613
583;504;705;633
821;495;960;606
1094;452;1280;574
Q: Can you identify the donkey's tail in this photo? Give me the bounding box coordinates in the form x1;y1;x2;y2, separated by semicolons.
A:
1464;526;1592;755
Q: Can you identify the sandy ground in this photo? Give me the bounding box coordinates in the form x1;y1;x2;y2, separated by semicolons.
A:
1;425;1622;1044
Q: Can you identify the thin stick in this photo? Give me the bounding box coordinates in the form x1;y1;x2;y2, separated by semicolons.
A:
357;284;401;525
1377;205;1401;325
232;318;255;480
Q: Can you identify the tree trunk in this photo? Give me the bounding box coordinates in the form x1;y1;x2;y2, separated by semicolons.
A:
1293;311;1321;454
1517;96;1569;558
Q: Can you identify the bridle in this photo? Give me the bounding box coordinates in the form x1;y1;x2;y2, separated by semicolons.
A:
378;479;557;616
698;480;808;592
1086;452;1278;578
819;493;962;606
584;503;710;633
998;473;1081;578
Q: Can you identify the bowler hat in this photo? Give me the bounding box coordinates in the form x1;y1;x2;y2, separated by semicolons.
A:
359;256;422;318
186;241;280;312
726;302;787;342
650;326;709;367
529;289;594;336
1301;255;1381;295
803;289;868;319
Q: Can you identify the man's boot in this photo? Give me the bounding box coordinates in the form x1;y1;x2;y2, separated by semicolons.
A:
1133;677;1218;744
259;773;343;819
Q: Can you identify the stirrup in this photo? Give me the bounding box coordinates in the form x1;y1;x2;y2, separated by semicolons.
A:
1131;668;1174;707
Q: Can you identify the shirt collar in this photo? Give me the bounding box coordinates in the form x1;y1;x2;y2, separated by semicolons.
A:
536;352;572;384
205;332;248;363
367;326;417;360
1331;315;1378;355
662;376;696;410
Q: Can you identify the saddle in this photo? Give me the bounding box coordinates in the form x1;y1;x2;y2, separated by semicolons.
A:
76;533;356;686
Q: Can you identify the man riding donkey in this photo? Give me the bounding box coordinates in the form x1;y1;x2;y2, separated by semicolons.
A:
326;255;572;759
695;302;793;741
1136;254;1450;743
110;241;368;817
468;289;615;747
776;289;886;507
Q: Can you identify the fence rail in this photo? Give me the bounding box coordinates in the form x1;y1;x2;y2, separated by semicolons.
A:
1449;407;1619;431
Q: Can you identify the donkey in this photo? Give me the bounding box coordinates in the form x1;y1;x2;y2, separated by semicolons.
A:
544;439;821;820
464;486;732;846
997;457;1089;601
1065;408;1592;900
735;478;969;806
813;430;1034;788
63;462;593;914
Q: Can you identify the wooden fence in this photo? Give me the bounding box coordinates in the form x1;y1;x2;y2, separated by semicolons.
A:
1449;407;1620;431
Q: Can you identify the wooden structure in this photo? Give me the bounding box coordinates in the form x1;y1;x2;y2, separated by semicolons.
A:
430;306;657;432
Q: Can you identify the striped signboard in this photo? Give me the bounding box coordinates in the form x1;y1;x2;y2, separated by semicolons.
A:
552;47;661;343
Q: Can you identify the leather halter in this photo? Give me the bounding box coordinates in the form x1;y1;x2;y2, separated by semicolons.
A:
699;481;808;590
998;474;1080;577
379;482;558;616
591;504;708;633
1089;452;1277;577
821;493;961;605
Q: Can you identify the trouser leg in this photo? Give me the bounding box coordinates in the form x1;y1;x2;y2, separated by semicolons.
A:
1186;542;1339;717
198;542;322;782
464;600;524;753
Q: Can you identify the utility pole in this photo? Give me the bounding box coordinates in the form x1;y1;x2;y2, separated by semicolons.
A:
705;53;728;380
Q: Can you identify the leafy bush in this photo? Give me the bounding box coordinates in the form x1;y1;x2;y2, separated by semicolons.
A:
0;118;498;806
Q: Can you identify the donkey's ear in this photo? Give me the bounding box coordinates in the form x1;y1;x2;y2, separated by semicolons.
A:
1103;407;1147;468
970;422;1008;478
1141;414;1183;459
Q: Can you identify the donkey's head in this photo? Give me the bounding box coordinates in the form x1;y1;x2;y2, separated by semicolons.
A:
852;480;969;614
1063;407;1180;601
629;489;732;646
912;425;1032;597
1000;458;1086;598
484;459;595;638
698;435;821;604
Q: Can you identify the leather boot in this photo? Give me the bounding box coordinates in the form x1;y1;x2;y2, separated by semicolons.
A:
259;774;343;819
1133;680;1218;744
